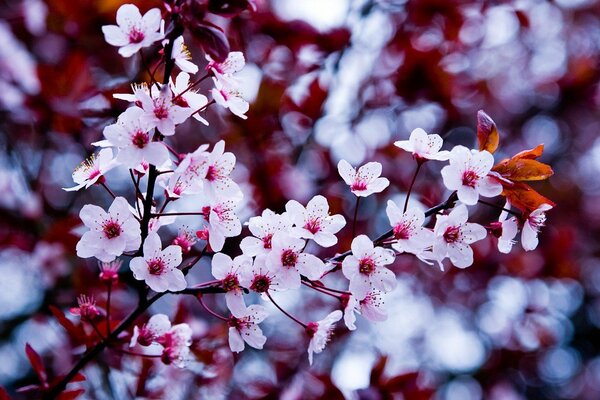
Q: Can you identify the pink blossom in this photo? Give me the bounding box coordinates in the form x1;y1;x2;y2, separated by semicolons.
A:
160;144;209;198
98;259;122;283
306;310;342;365
63;148;115;191
441;145;503;205
201;140;242;200
495;203;519;254
266;233;326;290
195;192;242;252
129;233;186;292
70;294;100;320
212;253;252;317
522;204;553;251
157;323;193;368
101;4;163;58
240;209;292;257
432;205;487;268
337;160;390;197
206;51;245;77
211;77;249;119
386;200;435;256
343;291;388;330
171;36;198;74
394;128;450;162
239;254;286;293
285;195;346;248
130;313;171;347
171;72;208;125
76;197;141;262
137;86;191;136
228;305;269;353
341;235;396;300
101;107;170;168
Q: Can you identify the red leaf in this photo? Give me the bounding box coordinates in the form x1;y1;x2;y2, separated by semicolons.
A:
25;344;47;385
208;0;254;17
49;305;86;342
57;389;86;400
383;372;420;392
189;23;230;62
492;158;554;181
512;144;545;160
501;182;556;214
477;110;499;154
370;355;388;385
0;386;12;400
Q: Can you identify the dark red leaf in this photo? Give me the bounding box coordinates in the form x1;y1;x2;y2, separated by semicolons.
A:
188;23;230;62
208;0;254;17
57;389;86;400
370;355;388;385
25;344;47;385
49;305;86;342
0;387;11;400
477;110;499;154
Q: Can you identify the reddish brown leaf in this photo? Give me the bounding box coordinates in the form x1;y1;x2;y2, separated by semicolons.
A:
57;389;86;400
383;372;420;392
492;158;554;181
49;305;86;343
501;182;556;214
25;344;47;385
512;144;545;160
370;355;388;385
477;110;500;154
0;386;12;400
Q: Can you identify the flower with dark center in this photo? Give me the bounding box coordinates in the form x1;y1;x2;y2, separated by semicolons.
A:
461;170;479;188
222;273;240;292
303;219;321;234
131;130;149;148
358;257;376;275
281;249;298;268
148;259;165;275
250;275;271;293
103;220;122;239
443;226;461;243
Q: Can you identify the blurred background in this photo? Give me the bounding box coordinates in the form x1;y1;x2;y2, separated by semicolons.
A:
0;0;596;398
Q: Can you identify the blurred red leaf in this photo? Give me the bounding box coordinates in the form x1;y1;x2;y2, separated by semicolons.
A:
25;344;47;386
208;0;255;16
49;305;86;343
57;389;86;400
370;355;388;385
0;386;11;400
188;23;230;62
501;182;556;213
477;110;499;154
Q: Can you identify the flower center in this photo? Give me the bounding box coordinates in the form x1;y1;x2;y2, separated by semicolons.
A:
461;170;479;187
148;259;166;275
132;130;149;148
206;165;217;182
358;257;376;275
281;249;298;268
201;206;211;221
443;226;461;243
351;179;368;191
154;101;169;120
262;234;273;249
305;322;319;338
250;275;271;293
303;219;321;234
173;95;189;108
222;273;240;292
103;220;122;239
529;214;546;231
393;224;410;240
128;27;145;44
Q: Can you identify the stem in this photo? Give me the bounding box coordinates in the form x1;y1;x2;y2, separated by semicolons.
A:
106;282;112;336
266;292;307;328
182;247;207;275
191;99;215;116
152;211;205;217
301;281;341;299
352;196;360;238
403;162;422;213
196;295;228;321
172;73;211;101
478;199;519;216
100;182;116;199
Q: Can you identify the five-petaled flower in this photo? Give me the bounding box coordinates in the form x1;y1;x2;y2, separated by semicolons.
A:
337;160;390;197
171;72;209;125
157;323;193;368
130;313;171;347
76;196;141;262
63;148;115;191
432;204;487;268
306;310;342;365
129;232;186;292
228;305;269;353
211;253;252;317
441;145;503;205
240;209;292;256
206;51;245;79
102;4;163;58
239;255;285;293
137;85;191;136
341;235;397;300
286;195;346;248
342;291;388;331
211;77;249;119
394;128;451;163
194;192;242;252
386;200;435;256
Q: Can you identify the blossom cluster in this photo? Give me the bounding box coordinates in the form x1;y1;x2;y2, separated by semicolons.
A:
58;2;554;381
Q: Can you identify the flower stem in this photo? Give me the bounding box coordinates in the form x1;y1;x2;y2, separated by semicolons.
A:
100;182;116;199
266;291;307;328
403;162;422;213
196;295;228;321
352;196;361;238
301;281;341;299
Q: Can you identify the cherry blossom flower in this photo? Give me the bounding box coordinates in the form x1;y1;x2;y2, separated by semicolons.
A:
212;253;252;317
228;304;269;353
239;255;285;293
129;232;186;292
337;160;390;197
171;228;197;255
432;204;487;268
343;291;387;330
211;77;249;119
240;209;292;256
493;204;519;254
171;36;198;74
195;193;242;252
341;235;397;300
101;107;170;168
98;259;122;283
76;197;141;262
306;310;342;365
101;4;163;58
386;200;435;256
137;86;191;136
130;313;171;347
201;140;242;200
171;72;208;125
157;323;193;368
63;148;115;191
522;204;553;251
394;128;451;162
266;233;326;290
160;144;209;198
285;195;346;248
441;145;503;205
206;51;245;78
70;295;100;320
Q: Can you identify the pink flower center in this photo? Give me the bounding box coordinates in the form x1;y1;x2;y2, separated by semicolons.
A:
443;226;461;243
222;273;240;292
201;206;211;221
281;249;298;268
154;102;169;120
351;179;368;191
148;259;166;275
461;170;479;187
173;95;189;108
128;28;145;44
305;322;319;338
393;224;410;240
250;275;271;293
88;169;102;181
103;220;122;239
206;165;217;182
358;257;376;275
303;219;321;234
262;234;273;249
132;130;149;148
